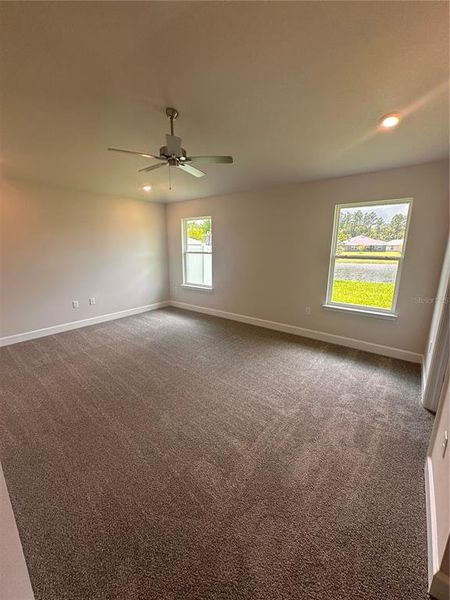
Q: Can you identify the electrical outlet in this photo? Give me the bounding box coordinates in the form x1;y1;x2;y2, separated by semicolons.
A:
89;297;96;305
305;306;311;315
72;300;80;309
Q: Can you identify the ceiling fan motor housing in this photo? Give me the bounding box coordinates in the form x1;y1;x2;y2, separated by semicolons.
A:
160;145;187;164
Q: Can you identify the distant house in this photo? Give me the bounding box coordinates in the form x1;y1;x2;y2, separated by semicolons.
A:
341;235;387;252
386;239;404;252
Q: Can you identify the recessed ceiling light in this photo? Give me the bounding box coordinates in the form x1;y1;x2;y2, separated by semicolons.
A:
142;185;152;192
380;113;401;129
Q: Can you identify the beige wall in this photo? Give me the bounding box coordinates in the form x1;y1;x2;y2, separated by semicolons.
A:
0;178;168;337
2;160;448;353
167;160;449;356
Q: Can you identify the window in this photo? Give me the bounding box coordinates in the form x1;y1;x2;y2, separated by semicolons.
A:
182;216;212;288
325;198;412;315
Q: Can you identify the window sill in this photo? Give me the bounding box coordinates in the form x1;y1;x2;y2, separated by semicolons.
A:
322;303;398;319
180;284;214;292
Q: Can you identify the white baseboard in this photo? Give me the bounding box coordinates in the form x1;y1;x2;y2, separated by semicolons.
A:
1;300;423;363
0;301;170;347
169;301;423;363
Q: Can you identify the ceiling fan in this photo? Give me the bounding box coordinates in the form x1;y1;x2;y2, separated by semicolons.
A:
108;107;233;179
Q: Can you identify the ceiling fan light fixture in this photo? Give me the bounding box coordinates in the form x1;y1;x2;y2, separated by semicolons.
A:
379;113;401;129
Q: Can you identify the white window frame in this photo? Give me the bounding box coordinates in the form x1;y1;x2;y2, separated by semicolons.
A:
181;216;213;290
324;197;413;317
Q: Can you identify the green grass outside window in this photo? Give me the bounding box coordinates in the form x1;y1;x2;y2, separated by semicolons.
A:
331;280;395;310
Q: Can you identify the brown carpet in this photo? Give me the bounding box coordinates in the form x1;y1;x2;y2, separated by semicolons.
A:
0;308;433;600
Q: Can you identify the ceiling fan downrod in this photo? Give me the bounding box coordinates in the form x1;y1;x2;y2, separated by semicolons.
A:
166;107;178;136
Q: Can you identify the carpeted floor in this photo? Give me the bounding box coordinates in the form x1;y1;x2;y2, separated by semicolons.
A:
0;308;433;600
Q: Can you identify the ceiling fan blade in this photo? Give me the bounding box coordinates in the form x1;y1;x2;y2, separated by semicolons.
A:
187;156;233;164
177;163;206;178
108;147;164;160
138;162;166;173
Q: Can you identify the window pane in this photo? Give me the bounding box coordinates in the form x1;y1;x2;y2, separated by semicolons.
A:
331;259;399;309
329;200;411;311
336;202;409;258
186;253;212;286
185;218;212;252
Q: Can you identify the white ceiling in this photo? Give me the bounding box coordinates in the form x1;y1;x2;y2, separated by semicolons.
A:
1;1;448;203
